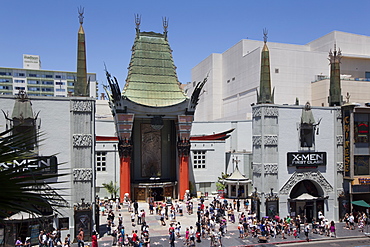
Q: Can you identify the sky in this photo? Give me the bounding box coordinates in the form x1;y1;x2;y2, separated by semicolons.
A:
1;0;370;96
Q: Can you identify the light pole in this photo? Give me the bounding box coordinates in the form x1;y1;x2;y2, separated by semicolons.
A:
113;144;117;196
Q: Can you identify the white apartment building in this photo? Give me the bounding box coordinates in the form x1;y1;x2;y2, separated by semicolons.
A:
0;55;97;98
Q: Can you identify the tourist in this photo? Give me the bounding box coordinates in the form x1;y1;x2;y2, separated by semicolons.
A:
91;231;98;247
15;237;23;246
77;228;84;247
304;222;310;241
330;221;336;237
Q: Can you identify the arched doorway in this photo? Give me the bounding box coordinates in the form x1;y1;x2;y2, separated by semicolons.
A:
289;180;325;222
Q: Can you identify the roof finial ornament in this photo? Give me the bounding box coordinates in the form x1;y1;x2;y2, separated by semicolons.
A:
134;14;141;34
78;6;84;25
163;17;169;40
263;28;268;43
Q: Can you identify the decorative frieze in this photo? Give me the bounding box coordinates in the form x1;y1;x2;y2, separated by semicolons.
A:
280;171;333;195
71;101;92;112
264;107;279;117
337;162;344;172
73;168;92;182
252;136;262;146
73;134;92;147
264;135;278;146
252;163;262;174
336;135;343;145
264;163;278;174
252;107;261;117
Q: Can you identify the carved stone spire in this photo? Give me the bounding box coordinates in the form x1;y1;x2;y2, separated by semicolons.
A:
257;29;274;104
75;6;89;97
328;44;342;106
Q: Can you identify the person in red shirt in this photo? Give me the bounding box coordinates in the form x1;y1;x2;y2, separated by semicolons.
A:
131;230;138;243
91;231;98;247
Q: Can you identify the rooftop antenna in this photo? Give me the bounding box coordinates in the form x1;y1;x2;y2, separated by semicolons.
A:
263;28;268;43
78;6;84;25
135;14;141;34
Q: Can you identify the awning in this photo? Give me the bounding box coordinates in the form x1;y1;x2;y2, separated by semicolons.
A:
352;200;370;208
291;193;318;201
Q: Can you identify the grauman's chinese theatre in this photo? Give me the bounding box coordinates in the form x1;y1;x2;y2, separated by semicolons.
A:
105;16;205;201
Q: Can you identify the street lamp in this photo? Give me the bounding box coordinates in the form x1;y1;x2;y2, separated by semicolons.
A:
113;144;117;192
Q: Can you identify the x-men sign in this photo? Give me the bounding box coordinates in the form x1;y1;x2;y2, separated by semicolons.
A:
287;152;326;168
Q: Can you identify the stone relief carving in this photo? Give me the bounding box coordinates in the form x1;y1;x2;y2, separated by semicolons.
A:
73;168;92;181
264;163;278;174
336;135;343;145
252;107;261;117
73;134;92;147
252;163;262;174
264;135;278;146
280;171;333;195
71;101;92;112
337;162;344;172
263;107;279;117
336;109;342;119
252;136;262;146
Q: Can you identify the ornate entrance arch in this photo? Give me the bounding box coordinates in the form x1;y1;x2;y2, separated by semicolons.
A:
280;171;333;196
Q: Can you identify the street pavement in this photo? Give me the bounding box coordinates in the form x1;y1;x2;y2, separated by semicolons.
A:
76;198;369;247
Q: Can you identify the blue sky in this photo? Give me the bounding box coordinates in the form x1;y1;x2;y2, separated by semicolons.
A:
1;0;370;95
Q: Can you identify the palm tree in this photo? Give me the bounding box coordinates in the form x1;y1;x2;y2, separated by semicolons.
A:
0;128;67;222
102;181;119;199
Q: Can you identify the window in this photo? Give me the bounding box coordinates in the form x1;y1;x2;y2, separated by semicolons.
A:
96;151;107;172
28;80;40;84
41;88;53;92
0;85;10;90
0;72;11;76
355;156;370;175
28;87;40;91
14;73;25;77
68;82;74;86
42;81;54;85
56;88;66;92
14;79;25;83
58;218;69;230
193;150;206;169
45;75;53;78
355;114;369;143
28;74;39;77
15;87;25;90
0;79;10;83
56;81;65;85
67;75;75;80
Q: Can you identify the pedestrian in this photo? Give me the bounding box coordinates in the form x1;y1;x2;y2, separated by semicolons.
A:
91;231;98;247
169;229;175;247
131;211;136;227
24;237;31;247
133;201;139;214
330;221;336;237
77;228;84;247
15;237;23;246
304;222;310;241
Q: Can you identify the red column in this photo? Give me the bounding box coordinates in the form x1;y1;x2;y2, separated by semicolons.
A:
120;156;131;202
179;155;189;200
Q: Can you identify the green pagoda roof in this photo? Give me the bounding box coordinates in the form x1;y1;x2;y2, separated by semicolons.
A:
122;31;187;107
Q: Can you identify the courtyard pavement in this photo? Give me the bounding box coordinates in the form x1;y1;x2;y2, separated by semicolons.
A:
76;197;369;246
